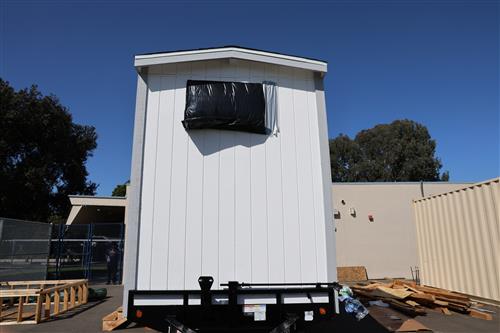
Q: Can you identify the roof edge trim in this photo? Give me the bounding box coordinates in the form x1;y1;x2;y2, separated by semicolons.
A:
134;47;327;73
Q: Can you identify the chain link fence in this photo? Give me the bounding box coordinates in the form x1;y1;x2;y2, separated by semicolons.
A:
48;223;124;283
0;217;124;283
0;218;52;281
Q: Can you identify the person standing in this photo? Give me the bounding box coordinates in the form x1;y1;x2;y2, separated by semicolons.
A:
105;242;120;284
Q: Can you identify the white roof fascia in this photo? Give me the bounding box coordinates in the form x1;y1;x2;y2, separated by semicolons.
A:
66;205;83;225
69;195;127;207
134;47;327;73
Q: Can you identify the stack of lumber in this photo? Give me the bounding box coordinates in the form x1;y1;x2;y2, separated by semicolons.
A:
351;280;492;320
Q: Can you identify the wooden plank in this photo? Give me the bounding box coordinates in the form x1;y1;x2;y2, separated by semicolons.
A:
102;311;119;322
0;320;37;326
368;286;413;300
403;284;422;294
63;289;69;311
387;299;426;316
40;280;86;294
435;295;471;307
405;300;420;307
77;285;83;305
83;283;88;304
468;309;493;320
408;292;436;305
0;289;41;297
54;291;60;315
441;307;452;315
70;287;76;308
415;285;470;302
0;279;85;286
16;297;23;322
393;280;417;288
25;284;30;304
446;302;469;313
434;300;449;307
44;294;51;318
35;295;42;323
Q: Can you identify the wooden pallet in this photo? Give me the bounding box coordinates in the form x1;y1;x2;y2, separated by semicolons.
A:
0;279;88;325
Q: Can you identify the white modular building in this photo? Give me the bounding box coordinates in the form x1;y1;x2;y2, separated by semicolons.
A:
123;47;336;313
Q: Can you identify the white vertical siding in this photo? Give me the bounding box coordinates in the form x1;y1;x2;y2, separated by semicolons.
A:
137;59;330;290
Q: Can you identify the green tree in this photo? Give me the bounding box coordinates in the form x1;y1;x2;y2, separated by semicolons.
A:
329;134;361;182
112;182;128;197
0;79;97;221
330;120;449;182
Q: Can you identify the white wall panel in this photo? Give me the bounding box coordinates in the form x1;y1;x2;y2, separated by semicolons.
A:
184;61;207;289
150;76;175;289
137;60;331;290
264;63;285;284
166;64;191;290
293;75;318;282
278;68;302;282
218;62;237;285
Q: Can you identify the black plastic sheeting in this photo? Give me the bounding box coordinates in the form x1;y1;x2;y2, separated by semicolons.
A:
182;80;266;134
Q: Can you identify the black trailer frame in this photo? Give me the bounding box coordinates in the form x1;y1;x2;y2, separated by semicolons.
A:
127;276;383;333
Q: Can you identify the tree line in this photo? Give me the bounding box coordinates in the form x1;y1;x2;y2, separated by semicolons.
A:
329;119;449;182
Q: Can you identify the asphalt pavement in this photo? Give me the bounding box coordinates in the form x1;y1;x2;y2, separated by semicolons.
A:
1;284;498;333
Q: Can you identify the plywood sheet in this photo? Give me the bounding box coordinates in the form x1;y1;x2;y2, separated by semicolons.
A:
337;266;368;282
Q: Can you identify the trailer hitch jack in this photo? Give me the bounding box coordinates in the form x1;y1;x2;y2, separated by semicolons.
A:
165;316;196;333
270;314;299;333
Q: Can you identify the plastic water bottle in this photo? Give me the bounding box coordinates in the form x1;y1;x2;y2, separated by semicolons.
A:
344;297;369;321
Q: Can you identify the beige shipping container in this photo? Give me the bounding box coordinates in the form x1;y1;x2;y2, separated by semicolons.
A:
413;178;500;302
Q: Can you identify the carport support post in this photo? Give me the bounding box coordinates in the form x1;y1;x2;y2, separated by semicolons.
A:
122;68;149;317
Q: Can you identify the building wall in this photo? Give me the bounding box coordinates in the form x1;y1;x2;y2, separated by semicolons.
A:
413;178;499;302
136;59;333;291
332;182;469;279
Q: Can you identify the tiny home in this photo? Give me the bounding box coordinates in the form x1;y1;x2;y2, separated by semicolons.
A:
123;46;336;315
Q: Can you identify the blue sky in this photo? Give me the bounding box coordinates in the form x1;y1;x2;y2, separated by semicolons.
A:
1;0;498;195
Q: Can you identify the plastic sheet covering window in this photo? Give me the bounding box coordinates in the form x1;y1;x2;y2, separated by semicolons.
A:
182;80;278;135
263;81;278;136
